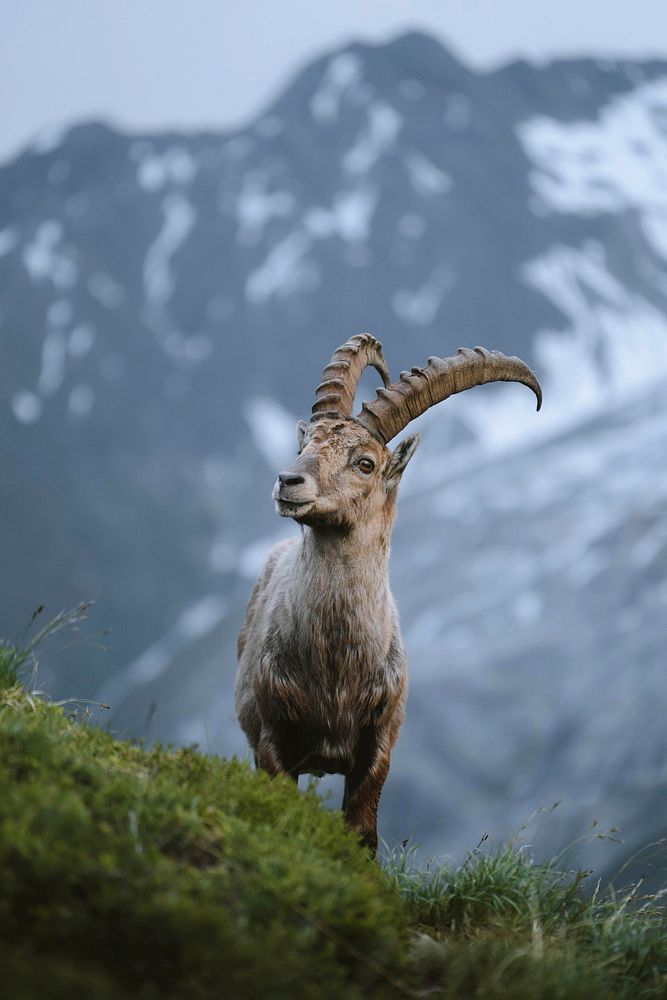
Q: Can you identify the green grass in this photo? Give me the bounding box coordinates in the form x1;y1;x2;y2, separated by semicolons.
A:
386;839;667;998
1;609;666;998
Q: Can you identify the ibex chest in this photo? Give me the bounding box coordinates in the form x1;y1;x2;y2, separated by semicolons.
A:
264;607;406;732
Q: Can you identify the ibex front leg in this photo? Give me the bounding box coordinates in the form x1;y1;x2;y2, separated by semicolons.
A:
343;727;390;855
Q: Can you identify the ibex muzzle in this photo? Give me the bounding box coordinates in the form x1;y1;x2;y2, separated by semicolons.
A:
236;334;541;853
273;459;316;518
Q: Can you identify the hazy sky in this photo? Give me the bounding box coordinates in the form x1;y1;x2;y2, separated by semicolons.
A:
2;0;667;163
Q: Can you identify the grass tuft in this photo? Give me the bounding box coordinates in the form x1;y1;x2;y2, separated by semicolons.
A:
384;835;667;998
0;601;93;692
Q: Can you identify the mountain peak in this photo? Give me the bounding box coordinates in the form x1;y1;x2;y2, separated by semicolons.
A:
380;29;466;69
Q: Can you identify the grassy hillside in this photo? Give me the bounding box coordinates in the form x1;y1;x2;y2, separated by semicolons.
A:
1;611;666;998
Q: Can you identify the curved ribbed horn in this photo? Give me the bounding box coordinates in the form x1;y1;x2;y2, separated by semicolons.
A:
355;346;542;444
311;333;391;422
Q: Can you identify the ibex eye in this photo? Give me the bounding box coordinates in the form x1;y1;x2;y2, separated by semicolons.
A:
358;458;375;474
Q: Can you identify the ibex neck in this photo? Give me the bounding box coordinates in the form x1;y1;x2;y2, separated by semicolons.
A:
299;520;391;591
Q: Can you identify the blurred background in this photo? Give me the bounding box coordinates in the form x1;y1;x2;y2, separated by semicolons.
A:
2;1;667;879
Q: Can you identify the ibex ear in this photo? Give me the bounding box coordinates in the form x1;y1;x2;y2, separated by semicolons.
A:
385;432;420;490
296;420;308;450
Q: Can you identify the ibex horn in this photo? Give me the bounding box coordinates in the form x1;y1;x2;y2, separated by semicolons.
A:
311;333;391;422
355;346;542;444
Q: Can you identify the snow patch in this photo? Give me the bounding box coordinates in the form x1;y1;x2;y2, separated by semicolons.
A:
334;187;377;241
405;152;452;196
343;102;402;174
304;186;377;243
518;77;667;261
452;241;667;458
311;53;362;122
137;147;196;191
237;170;294;244
143;193;195;307
408;238;667;493
11;391;42;425
23;221;77;288
245;183;378;303
392;266;456;325
245;231;314;304
525;243;667;399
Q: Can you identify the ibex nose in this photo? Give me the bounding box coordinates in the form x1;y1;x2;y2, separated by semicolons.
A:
278;471;305;487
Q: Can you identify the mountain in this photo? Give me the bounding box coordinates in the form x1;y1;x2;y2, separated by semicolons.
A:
2;31;667;866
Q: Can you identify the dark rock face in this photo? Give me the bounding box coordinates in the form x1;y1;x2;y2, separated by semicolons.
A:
2;31;667;865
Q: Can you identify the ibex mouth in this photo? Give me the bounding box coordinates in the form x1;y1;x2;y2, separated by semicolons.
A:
274;497;315;518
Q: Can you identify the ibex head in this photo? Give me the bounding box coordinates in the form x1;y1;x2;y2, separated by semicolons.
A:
273;334;541;530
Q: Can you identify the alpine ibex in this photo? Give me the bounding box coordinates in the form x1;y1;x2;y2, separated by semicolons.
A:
236;335;541;852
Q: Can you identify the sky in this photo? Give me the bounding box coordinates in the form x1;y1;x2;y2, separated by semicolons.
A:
2;0;667;163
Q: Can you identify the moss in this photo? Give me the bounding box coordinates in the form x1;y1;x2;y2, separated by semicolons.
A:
0;658;408;999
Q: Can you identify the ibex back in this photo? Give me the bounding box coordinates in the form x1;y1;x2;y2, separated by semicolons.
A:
236;335;541;853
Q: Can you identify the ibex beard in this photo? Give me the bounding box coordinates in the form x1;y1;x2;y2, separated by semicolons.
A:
236;334;541;854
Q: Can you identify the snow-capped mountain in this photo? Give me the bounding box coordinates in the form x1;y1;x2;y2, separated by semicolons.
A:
2;32;666;867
